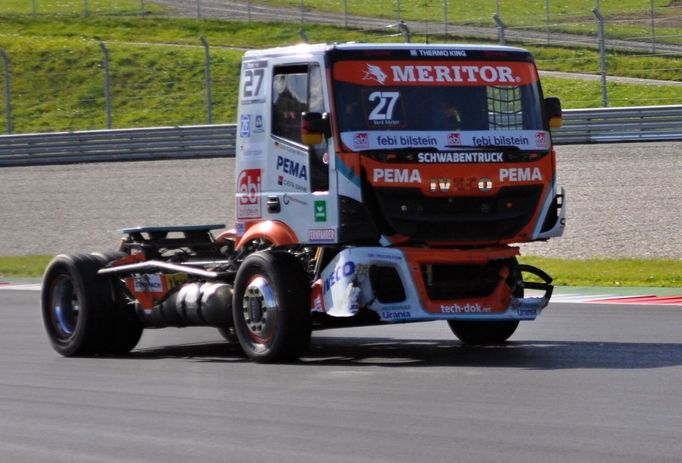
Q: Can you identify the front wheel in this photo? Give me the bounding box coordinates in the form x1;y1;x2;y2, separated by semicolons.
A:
447;320;520;345
232;251;311;363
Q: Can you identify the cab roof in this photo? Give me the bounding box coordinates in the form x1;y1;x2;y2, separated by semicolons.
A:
242;42;532;61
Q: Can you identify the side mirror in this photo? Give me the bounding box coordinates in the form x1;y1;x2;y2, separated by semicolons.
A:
301;112;330;146
544;97;562;129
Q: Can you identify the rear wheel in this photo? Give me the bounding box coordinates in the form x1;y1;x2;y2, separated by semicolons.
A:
41;253;142;356
232;251;311;363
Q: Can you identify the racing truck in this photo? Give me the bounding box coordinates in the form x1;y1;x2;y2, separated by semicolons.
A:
41;43;566;362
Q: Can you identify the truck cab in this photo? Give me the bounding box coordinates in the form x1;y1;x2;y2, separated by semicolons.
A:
235;43;564;249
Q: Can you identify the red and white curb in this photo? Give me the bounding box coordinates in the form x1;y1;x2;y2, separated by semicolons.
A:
548;293;682;306
0;282;41;291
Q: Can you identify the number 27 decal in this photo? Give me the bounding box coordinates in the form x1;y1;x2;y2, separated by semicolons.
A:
368;91;400;121
242;68;265;98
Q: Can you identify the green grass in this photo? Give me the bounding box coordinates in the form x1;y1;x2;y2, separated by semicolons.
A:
541;76;682;108
256;0;682;44
0;0;166;16
519;257;682;288
0;15;679;133
2;255;680;288
0;255;52;278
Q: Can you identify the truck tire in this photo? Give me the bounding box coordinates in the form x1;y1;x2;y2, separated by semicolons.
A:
448;260;522;345
447;320;519;345
217;327;237;343
41;253;142;356
232;251;311;363
91;252;144;355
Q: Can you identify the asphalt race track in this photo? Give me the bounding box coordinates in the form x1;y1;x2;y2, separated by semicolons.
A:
1;290;681;462
0;142;680;258
1;142;681;461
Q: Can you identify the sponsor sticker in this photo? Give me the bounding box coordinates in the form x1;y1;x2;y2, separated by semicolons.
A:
447;133;462;145
341;130;548;152
335;60;538;87
535;131;548;149
236;168;261;219
314;200;327;222
440;303;492;314
276;155;308;180
282;194;308;206
239;142;265;160
239;114;251;138
381;310;412;320
323;261;356;294
417;151;504;163
472;134;530;147
373;168;422;184
134;274;164;293
499;167;543;182
353;132;369;149
308;228;336;243
254;115;264;133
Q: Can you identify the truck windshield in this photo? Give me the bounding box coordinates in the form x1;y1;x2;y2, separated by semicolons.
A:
332;59;549;152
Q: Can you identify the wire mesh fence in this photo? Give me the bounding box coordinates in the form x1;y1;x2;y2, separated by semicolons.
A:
4;1;681;48
0;0;681;133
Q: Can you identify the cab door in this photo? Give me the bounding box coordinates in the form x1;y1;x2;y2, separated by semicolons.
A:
266;62;337;244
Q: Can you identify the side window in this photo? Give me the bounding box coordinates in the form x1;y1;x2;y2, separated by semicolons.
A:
272;64;329;191
272;66;309;143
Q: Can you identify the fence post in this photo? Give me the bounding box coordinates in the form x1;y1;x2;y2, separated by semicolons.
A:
592;8;608;107
248;0;251;22
443;0;448;36
140;0;145;17
492;13;507;46
397;20;411;43
199;37;213;125
300;0;304;26
650;0;656;53
343;0;348;28
545;0;550;44
99;42;112;129
196;0;201;19
84;0;89;17
396;0;402;21
32;0;36;16
0;50;12;134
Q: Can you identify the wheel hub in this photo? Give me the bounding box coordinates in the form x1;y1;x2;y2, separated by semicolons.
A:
241;276;278;342
50;274;79;339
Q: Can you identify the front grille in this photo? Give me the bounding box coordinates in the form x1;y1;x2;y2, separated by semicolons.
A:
421;261;509;300
372;186;542;242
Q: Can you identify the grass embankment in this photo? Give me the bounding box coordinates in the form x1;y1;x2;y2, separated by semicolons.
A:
0;12;681;133
519;257;682;288
1;255;680;288
0;256;52;278
255;0;682;44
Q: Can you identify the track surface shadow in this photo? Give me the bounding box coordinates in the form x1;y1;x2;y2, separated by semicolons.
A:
129;336;682;370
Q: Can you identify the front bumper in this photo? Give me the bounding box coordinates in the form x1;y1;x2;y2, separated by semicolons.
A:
313;246;553;322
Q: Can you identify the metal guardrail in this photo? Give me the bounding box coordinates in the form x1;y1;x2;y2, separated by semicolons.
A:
0;124;236;167
1;106;681;166
552;105;682;144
